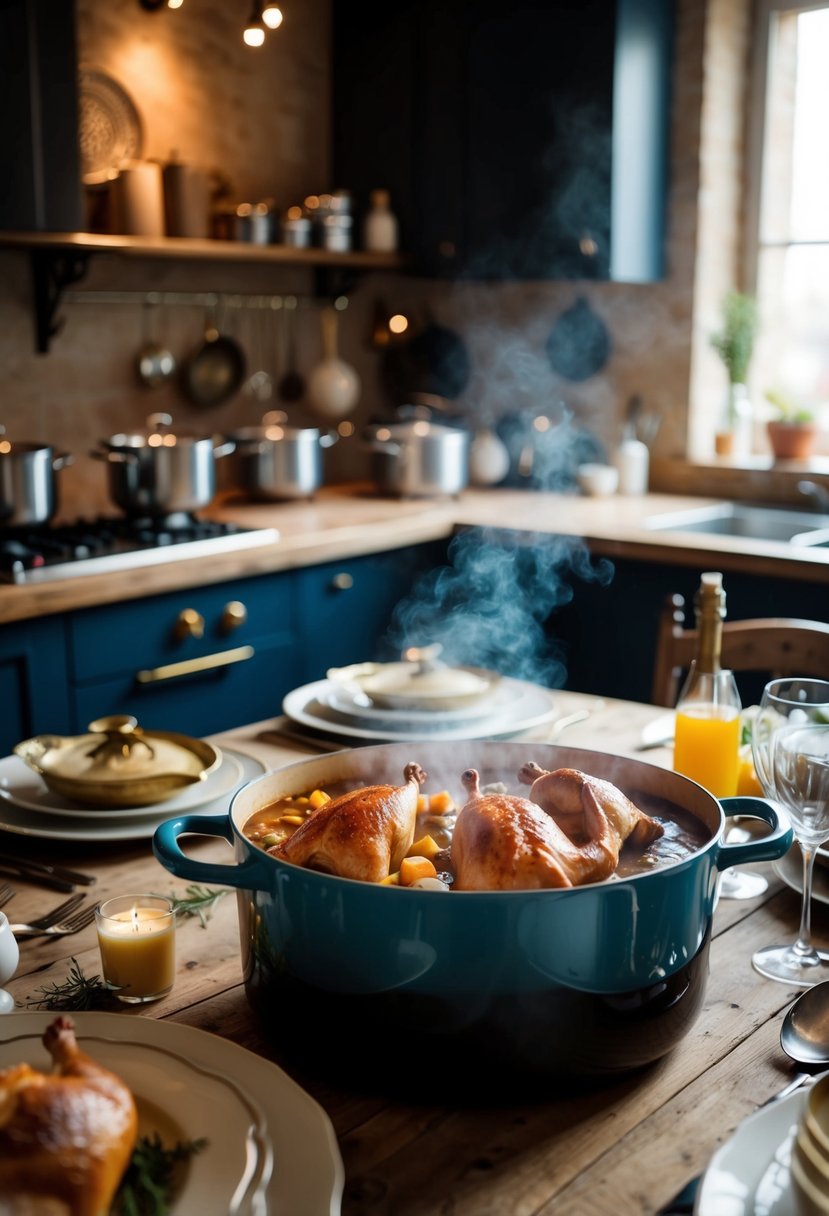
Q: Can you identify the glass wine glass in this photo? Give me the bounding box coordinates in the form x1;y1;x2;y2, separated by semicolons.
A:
751;677;829;985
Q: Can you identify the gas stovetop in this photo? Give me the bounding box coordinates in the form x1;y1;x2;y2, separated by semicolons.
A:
0;515;279;584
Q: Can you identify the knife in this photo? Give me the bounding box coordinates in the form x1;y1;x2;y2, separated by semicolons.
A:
0;854;97;888
0;862;75;893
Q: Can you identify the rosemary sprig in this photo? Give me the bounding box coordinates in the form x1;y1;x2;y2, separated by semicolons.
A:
114;1133;207;1216
26;957;119;1012
151;884;232;928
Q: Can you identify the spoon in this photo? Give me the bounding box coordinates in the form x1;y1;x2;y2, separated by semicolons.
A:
277;297;305;405
781;981;829;1073
136;297;176;389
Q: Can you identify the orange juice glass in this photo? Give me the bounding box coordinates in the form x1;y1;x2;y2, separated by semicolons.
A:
673;705;741;798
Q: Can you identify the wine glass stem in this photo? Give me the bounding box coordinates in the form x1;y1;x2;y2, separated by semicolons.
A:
795;844;818;958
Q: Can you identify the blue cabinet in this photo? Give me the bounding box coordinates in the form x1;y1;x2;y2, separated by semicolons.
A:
0;541;448;754
0;616;72;754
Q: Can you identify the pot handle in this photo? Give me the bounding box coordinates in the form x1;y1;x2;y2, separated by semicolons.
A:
212;439;236;459
89;448;140;465
152;814;271;890
362;438;405;457
51;452;74;471
716;797;794;869
319;430;339;449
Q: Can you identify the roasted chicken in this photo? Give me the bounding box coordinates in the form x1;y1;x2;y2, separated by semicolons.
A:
518;763;663;850
274;762;427;882
0;1015;137;1216
451;767;662;891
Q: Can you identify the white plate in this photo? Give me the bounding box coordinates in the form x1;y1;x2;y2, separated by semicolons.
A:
0;750;266;842
0;1011;343;1216
0;750;243;821
774;846;829;906
695;1089;805;1215
323;676;525;726
283;677;558;743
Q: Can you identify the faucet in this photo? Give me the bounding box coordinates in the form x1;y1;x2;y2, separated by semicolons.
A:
797;480;829;512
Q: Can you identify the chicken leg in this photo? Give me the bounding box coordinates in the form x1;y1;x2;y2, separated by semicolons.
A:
275;762;427;882
517;762;663;850
0;1015;138;1216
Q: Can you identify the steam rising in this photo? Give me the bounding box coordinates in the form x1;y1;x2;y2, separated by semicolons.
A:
384;528;613;687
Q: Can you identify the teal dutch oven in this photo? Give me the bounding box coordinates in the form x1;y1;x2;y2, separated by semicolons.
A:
153;741;792;1091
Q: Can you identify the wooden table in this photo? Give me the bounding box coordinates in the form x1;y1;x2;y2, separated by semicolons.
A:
3;691;823;1215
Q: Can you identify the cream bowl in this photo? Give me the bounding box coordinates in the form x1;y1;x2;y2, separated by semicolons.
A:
576;462;619;497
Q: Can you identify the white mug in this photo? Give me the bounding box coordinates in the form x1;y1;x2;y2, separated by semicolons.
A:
0;911;19;1013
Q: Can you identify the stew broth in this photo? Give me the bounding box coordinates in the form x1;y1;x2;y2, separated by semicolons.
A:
243;772;710;885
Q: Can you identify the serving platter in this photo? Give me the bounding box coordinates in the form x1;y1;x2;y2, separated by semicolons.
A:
0;1012;344;1216
0;749;243;821
283;676;558;743
0;750;266;842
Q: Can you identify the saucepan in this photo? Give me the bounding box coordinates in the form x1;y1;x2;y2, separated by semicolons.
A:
91;412;235;517
153;740;791;1091
224;410;338;500
0;431;73;526
364;419;470;497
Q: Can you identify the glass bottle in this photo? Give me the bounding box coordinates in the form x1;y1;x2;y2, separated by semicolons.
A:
672;572;741;797
362;189;399;252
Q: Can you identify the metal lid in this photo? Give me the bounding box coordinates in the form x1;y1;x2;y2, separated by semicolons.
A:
101;412;208;450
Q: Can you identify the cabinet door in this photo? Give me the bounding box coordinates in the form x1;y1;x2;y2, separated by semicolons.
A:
333;0;672;282
68;573;302;736
297;545;446;678
0;616;71;755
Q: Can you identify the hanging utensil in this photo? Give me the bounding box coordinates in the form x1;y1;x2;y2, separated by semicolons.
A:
276;297;305;405
242;303;273;404
307;307;360;420
545;296;611;382
181;301;246;408
135;295;176;390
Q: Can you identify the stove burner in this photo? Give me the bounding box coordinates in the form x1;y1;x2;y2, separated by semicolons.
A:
0;515;279;584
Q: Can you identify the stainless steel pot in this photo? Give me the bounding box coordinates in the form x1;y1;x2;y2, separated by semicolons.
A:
364;419;469;497
153;740;792;1092
0;433;73;526
91;412;235;517
226;411;337;501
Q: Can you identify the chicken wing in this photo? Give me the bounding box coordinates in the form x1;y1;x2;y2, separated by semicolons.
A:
0;1015;137;1216
517;762;663;850
275;762;427;882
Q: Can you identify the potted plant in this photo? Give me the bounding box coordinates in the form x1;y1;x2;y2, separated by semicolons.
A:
710;291;758;457
764;390;816;460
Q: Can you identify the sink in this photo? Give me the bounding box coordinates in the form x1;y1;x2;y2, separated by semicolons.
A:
644;503;829;546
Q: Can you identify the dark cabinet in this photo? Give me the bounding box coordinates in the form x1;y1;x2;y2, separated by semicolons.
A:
333;0;673;281
0;616;72;751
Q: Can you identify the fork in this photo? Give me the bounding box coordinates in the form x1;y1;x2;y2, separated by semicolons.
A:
9;900;97;938
0;883;16;910
6;893;86;935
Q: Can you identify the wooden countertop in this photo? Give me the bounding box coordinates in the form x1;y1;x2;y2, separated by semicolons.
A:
2;692;820;1215
2;485;829;625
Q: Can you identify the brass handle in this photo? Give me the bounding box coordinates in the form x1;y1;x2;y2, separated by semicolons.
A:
174;608;205;641
136;645;255;685
221;600;248;632
330;572;354;591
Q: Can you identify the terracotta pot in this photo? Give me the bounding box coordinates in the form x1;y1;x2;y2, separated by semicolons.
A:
767;420;816;461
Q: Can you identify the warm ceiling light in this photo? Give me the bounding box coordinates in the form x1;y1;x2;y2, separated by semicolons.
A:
167;0;183;8
389;313;408;334
262;3;283;29
244;2;266;45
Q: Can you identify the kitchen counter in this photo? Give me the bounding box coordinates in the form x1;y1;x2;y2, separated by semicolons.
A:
2;484;829;625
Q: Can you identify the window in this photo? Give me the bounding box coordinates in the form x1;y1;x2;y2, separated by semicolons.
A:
747;1;829;447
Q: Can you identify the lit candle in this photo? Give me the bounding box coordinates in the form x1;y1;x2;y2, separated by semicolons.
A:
95;895;176;1004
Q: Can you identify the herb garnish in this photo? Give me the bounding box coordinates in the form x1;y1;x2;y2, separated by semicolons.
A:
114;1134;207;1216
151;884;232;928
26;957;119;1011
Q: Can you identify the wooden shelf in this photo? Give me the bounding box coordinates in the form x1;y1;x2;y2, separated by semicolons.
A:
0;231;407;353
0;229;407;270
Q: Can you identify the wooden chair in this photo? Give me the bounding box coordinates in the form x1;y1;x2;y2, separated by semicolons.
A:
651;593;829;707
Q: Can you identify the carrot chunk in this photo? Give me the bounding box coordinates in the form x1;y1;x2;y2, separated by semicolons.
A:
400;856;438;886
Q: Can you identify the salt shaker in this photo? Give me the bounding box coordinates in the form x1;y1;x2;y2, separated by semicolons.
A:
614;436;650;495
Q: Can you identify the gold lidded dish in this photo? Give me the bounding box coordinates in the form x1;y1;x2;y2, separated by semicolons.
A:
14;714;221;808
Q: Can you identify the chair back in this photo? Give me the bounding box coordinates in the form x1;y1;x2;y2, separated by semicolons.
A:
651;593;829;707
